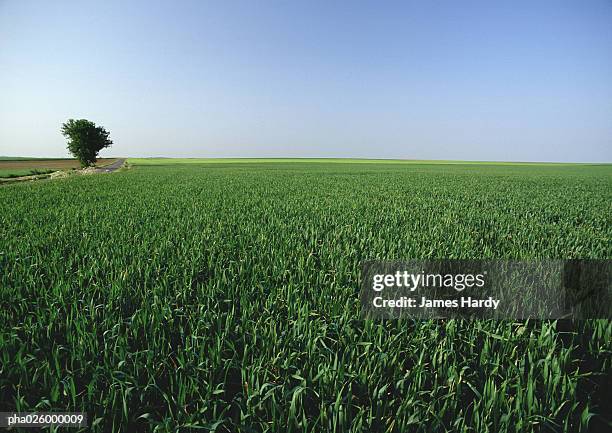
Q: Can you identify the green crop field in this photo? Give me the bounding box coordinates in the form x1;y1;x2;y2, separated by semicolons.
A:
128;157;597;166
1;160;611;432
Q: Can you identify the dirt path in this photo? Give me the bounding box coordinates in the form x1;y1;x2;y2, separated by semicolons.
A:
96;158;126;172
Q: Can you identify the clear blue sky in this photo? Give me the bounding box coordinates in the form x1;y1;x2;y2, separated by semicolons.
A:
1;0;611;162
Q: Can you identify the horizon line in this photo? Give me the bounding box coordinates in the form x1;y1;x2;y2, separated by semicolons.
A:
3;155;610;165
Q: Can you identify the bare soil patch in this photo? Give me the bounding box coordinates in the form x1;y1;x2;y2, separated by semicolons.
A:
0;158;117;170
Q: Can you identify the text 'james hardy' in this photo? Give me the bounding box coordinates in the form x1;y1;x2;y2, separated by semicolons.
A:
373;296;501;310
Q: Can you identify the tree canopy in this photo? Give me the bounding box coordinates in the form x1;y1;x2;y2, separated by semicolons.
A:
61;119;112;167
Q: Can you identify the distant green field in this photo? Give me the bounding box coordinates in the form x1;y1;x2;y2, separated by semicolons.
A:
128;157;601;166
0;156;63;161
0;168;55;178
1;161;610;432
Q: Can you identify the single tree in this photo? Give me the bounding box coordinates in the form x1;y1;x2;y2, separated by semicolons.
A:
61;119;113;167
